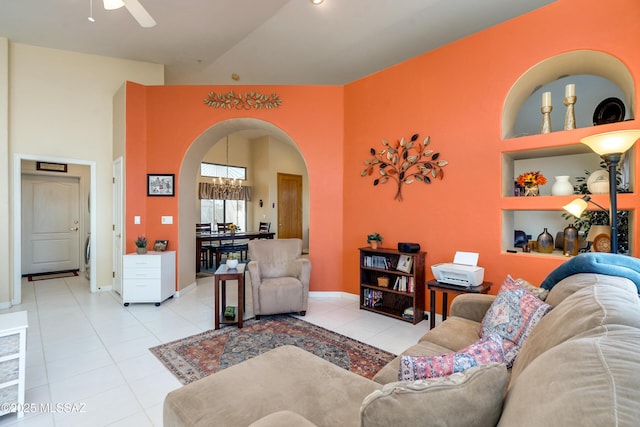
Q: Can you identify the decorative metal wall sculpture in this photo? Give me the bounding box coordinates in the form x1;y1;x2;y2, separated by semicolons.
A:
204;91;282;110
361;133;448;201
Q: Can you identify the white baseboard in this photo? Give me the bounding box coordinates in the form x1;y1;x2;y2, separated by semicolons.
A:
309;291;358;301
175;282;196;297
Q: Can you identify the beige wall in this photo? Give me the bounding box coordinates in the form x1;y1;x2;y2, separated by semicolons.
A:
1;42;163;306
197;133;309;250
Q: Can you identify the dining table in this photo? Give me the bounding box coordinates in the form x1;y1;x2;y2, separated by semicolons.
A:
196;230;275;272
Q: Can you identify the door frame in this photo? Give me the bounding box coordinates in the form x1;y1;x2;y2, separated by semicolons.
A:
12;153;97;304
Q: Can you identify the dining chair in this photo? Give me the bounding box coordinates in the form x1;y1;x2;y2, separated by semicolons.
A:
216;222;248;263
258;221;271;232
196;223;218;269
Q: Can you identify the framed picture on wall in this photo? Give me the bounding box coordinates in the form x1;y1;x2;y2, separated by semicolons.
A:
147;174;175;196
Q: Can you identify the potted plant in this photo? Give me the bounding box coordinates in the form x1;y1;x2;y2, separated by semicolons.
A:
135;236;147;254
226;252;239;269
367;233;383;250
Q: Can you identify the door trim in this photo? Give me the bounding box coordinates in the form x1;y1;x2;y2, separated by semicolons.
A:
12;153;97;304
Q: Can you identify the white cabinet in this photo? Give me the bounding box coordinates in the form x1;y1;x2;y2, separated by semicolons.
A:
0;311;28;419
122;251;176;306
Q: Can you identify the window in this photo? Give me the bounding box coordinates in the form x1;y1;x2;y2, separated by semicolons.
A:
200;162;247;230
201;162;246;180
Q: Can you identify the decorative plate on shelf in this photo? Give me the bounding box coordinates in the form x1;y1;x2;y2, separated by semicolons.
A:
593;97;625;125
592;233;611;252
587;169;609;194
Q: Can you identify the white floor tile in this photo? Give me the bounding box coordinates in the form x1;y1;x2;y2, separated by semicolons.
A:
0;275;426;427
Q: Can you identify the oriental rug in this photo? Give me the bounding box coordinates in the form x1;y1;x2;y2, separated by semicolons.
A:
149;315;396;384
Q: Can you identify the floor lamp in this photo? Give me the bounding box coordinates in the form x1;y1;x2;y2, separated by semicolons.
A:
563;195;611;252
579;130;640;254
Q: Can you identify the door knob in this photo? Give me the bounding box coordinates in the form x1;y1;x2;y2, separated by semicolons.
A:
69;227;79;231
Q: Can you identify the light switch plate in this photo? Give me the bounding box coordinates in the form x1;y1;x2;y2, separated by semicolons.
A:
161;216;173;224
134;216;140;224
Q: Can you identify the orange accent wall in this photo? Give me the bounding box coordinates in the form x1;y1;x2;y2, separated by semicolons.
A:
125;0;640;308
343;0;640;300
125;85;345;292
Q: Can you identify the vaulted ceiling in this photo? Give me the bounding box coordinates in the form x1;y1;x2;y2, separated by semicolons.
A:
0;0;555;85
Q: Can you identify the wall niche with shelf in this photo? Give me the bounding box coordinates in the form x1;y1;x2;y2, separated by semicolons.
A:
500;50;636;256
503;50;635;139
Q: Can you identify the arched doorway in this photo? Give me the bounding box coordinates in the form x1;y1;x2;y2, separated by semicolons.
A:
176;118;309;291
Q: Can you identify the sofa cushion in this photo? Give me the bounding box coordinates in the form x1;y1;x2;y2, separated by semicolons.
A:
418;316;484;351
362;363;508;427
248;411;318;427
398;333;504;381
480;276;552;367
499;326;640;426
373;340;456;385
163;345;380;427
510;279;640;381
545;272;637;307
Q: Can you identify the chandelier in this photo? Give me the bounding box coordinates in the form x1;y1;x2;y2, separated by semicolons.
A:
212;136;243;198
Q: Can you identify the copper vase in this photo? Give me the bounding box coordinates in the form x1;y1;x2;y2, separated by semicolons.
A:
536;228;554;254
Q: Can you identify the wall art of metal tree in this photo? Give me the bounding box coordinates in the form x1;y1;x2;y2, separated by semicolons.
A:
361;133;448;201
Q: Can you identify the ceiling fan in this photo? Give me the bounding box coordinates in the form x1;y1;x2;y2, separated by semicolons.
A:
103;0;156;28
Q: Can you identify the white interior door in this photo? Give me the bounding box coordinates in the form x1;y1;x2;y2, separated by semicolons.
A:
22;174;81;274
113;157;124;295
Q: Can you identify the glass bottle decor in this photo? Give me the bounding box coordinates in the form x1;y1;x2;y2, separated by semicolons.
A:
551;176;574;196
536;228;554;254
563;224;579;256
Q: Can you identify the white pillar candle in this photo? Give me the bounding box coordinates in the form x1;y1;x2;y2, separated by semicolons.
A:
565;84;575;97
542;91;552;107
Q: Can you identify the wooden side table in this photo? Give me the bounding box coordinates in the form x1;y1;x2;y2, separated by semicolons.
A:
214;263;246;329
426;281;492;330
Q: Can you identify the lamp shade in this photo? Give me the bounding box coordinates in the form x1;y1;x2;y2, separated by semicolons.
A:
580;130;640;155
586;225;611;242
103;0;125;10
563;198;588;218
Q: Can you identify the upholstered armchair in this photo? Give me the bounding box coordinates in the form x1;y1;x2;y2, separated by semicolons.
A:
247;239;311;318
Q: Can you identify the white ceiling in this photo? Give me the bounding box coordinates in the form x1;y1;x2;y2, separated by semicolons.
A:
0;0;554;85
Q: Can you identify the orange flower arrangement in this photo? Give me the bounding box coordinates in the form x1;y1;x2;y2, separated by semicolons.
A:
516;171;547;186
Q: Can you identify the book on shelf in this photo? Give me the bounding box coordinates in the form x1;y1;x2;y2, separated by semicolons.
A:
363;288;383;308
363;255;391;270
393;276;414;292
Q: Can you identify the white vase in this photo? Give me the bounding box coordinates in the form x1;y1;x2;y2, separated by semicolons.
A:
551;176;573;196
226;259;238;269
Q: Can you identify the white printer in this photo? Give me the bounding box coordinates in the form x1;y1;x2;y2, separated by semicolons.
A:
431;251;485;287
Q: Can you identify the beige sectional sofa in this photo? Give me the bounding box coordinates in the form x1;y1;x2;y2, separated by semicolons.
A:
164;272;640;426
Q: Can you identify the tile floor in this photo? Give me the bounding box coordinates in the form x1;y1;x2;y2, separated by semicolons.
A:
0;273;431;427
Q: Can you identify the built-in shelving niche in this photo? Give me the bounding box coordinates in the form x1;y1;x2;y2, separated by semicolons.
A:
500;50;636;256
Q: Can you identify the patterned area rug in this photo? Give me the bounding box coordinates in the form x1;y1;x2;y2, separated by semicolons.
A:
149;315;396;384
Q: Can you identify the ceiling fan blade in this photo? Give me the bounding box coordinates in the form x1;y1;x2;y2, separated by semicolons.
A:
124;0;156;28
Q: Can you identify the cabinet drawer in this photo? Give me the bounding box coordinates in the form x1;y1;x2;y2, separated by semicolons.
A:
0;334;19;358
123;255;161;269
0;384;18;412
123;279;160;301
123;268;160;279
0;358;18;383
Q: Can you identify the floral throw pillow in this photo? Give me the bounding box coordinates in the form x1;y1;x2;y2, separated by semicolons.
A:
480;275;552;367
398;333;504;381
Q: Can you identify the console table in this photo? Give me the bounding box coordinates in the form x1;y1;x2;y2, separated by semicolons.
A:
214;263;246;329
426;280;492;330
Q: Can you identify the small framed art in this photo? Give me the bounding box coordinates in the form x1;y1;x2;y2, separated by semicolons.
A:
396;254;413;273
147;174;175;196
154;240;168;251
